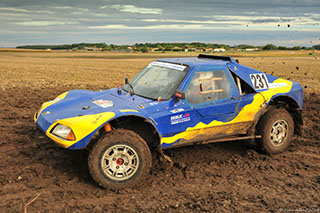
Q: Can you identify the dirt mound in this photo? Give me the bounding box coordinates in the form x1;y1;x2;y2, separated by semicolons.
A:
0;86;319;212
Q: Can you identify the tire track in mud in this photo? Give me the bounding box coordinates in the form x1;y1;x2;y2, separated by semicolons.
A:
0;87;319;212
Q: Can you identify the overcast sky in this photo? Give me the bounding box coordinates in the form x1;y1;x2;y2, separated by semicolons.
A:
0;0;319;47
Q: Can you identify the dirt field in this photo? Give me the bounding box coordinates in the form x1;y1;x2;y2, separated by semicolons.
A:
0;51;319;212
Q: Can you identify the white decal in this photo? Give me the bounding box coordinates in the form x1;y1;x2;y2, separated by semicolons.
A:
269;82;288;88
170;108;185;114
149;61;186;71
149;101;159;106
93;99;113;108
171;113;191;125
250;73;269;90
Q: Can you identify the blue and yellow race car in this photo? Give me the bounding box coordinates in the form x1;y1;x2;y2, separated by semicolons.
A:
35;54;303;189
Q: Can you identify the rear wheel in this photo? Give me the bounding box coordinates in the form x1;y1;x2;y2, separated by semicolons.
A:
88;129;152;190
257;108;294;154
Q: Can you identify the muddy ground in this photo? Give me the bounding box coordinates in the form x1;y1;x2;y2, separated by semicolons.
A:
0;52;319;212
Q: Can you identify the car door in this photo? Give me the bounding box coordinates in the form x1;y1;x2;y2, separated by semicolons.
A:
182;65;246;139
159;65;247;148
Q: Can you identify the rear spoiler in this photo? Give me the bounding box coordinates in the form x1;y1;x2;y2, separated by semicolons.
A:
198;54;233;62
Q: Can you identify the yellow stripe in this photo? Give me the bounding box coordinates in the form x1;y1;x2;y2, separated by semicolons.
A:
34;92;68;123
261;79;292;103
39;92;68;114
120;109;139;113
46;112;115;148
161;78;292;145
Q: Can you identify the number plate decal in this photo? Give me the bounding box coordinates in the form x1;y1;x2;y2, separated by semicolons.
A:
250;73;269;90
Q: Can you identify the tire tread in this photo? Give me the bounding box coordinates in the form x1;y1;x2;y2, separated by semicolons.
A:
257;108;294;154
88;129;152;190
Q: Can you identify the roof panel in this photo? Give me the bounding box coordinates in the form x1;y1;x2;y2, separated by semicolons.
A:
158;56;230;67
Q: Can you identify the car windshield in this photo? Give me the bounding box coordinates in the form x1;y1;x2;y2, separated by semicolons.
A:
122;61;187;100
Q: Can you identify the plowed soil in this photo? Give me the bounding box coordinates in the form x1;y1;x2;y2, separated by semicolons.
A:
0;51;319;212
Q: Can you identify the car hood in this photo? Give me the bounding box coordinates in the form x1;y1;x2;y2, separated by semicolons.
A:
39;88;163;122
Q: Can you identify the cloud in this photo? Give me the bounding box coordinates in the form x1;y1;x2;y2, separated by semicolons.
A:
90;18;319;32
0;7;52;14
54;6;89;12
92;13;109;17
141;15;320;31
142;19;243;25
101;5;162;15
16;21;78;26
0;0;319;47
0;7;29;12
89;24;222;30
0;12;33;17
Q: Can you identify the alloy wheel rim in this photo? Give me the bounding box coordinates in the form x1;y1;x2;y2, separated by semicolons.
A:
269;119;289;146
101;144;139;181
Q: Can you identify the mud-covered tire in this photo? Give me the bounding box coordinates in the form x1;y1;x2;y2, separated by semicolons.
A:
88;129;152;190
257;108;294;154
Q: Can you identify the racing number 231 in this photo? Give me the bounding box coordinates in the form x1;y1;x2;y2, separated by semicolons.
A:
250;73;269;90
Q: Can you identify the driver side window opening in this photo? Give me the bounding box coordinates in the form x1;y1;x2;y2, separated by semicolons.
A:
185;70;231;105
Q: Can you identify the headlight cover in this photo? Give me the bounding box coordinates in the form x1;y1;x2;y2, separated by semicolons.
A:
51;124;76;141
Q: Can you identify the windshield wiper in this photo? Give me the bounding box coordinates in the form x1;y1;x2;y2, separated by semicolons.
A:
125;77;134;95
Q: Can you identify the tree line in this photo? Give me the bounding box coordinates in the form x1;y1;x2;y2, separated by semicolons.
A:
16;42;320;52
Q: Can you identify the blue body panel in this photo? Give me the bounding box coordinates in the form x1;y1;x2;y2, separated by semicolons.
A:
35;55;303;150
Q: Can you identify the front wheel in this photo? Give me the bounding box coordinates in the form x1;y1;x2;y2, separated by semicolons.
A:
88;129;152;190
257;108;294;154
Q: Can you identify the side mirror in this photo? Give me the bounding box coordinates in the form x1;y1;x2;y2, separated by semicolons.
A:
175;89;185;99
125;77;129;84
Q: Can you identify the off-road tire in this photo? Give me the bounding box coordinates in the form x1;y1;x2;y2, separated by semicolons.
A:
257;108;294;154
88;129;152;190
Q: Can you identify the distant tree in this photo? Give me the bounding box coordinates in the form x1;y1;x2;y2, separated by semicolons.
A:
17;42;302;52
140;47;148;53
156;44;164;51
96;43;107;48
109;44;116;50
164;44;174;51
77;43;87;49
102;46;113;51
278;46;287;50
16;44;71;50
263;44;277;50
235;44;255;49
313;45;320;50
292;46;301;50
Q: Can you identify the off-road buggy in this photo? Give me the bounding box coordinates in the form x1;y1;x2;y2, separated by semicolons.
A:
35;54;303;189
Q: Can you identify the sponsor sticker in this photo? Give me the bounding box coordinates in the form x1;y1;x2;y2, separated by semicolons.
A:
149;101;159;106
93;99;113;108
269;82;288;88
171;113;191;125
170;108;185;114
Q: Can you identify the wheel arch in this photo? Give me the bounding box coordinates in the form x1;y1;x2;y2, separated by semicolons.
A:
263;95;303;134
93;115;161;153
